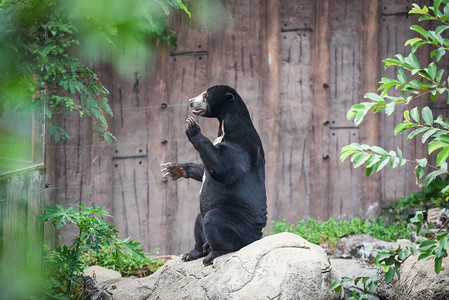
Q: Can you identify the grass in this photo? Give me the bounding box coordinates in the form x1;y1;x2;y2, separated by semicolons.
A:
271;217;413;249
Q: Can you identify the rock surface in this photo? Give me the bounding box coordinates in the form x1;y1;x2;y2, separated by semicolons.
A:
377;255;449;300
105;232;342;300
333;234;413;262
83;265;121;282
331;259;378;300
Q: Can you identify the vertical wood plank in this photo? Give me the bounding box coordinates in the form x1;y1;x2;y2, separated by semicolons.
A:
379;0;417;205
359;0;382;219
275;0;312;222
309;0;331;219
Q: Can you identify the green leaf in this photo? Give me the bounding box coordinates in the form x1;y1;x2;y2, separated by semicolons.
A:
427;62;437;80
429;140;449;154
434;0;443;17
364;92;384;102
370;146;389;155
404;110;410;121
436;69;445;83
431;48;446;62
420;240;438;251
366;154;382;168
405;37;423;46
412;41;428;53
415;164;426;181
366;166;375;177
353;153;371;168
423;169;447;188
385;101;397;116
376;156;390;172
437;147;449;166
385;267;395;283
445;4;449;20
397;69;407;83
407;127;428;140
422;106;434;126
406;53;420;70
394;122;415;135
383;58;400;67
435;257;443;274
411;25;429;40
410;107;420;123
422;128;438;143
340;150;355;162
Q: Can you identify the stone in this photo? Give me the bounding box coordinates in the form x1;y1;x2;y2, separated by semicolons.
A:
331;258;378;300
377;255;449;300
333;234;413;262
83;265;121;283
105;232;342;300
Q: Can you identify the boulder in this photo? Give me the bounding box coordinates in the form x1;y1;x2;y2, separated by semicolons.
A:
105;232;342;299
83;265;121;282
331;259;378;300
377;255;449;300
333;234;413;262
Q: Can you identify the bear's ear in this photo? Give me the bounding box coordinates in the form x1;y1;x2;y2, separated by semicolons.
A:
225;92;235;101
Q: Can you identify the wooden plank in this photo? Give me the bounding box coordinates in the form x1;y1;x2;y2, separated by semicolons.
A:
111;144;148;243
327;0;364;220
45;106;94;246
359;0;382;219
275;0;313;222
379;0;417;205
257;0;280;225
329;129;363;218
308;0;331;220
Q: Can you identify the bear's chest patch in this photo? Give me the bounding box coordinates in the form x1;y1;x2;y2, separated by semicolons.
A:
213;121;225;146
199;172;206;195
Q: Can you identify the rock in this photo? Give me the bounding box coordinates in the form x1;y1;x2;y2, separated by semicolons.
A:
436;208;449;231
83;276;113;300
105;232;342;300
333;234;413;262
83;266;122;283
331;259;378;300
377;255;449;300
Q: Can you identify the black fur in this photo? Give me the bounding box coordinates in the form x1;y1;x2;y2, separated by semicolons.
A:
166;85;267;265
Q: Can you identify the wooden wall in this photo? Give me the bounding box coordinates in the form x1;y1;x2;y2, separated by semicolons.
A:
46;0;437;254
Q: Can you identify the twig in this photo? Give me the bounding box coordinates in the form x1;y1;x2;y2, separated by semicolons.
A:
431;217;449;240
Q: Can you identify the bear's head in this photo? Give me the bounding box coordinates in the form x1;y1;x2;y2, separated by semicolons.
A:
189;85;241;119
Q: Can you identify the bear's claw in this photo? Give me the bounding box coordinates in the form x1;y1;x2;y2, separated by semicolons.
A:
185;117;201;137
160;162;188;181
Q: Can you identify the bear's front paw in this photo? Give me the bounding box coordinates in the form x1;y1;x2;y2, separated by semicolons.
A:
160;162;188;181
185;117;201;138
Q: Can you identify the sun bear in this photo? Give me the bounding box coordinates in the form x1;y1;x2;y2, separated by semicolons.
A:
161;85;267;265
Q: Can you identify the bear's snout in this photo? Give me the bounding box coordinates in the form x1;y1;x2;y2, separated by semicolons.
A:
189;91;207;115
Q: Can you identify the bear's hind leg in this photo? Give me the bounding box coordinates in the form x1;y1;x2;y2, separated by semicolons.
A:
182;213;207;262
202;210;241;265
203;250;232;265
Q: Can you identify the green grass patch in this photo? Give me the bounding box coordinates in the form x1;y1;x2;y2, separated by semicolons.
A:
271;217;412;249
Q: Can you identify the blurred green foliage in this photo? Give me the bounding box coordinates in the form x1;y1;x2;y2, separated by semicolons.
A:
0;0;190;143
41;204;148;298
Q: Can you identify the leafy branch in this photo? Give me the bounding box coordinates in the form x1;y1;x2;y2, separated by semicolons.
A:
342;1;449;194
41;205;145;297
0;0;190;143
335;1;449;297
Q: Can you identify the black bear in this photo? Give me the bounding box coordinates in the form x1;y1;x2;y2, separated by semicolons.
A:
161;85;267;265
